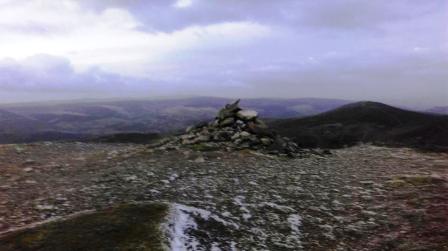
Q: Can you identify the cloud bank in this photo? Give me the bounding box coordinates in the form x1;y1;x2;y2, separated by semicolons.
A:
0;0;447;107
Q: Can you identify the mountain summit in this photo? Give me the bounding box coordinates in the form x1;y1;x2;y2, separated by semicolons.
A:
157;100;301;156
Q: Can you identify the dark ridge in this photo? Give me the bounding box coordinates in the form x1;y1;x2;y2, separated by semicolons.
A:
0;132;91;144
91;133;160;144
426;106;448;115
295;101;436;126
271;101;448;150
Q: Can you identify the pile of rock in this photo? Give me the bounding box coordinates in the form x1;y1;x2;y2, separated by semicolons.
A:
161;100;300;156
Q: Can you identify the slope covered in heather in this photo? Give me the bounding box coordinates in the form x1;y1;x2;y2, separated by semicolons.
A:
271;101;448;149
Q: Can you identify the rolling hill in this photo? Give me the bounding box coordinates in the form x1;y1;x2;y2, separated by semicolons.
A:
426;106;448;115
0;97;349;144
271;101;448;150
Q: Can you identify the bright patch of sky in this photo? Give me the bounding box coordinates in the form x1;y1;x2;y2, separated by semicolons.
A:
174;0;193;8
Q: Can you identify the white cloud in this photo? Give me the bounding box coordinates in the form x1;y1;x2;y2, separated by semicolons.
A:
0;0;446;106
173;0;194;9
0;0;270;77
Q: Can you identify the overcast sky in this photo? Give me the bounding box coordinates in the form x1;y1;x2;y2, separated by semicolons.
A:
0;0;447;107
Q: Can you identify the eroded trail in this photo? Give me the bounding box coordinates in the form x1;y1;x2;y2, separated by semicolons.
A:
0;142;447;250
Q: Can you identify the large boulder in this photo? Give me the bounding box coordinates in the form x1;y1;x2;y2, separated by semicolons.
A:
236;110;258;121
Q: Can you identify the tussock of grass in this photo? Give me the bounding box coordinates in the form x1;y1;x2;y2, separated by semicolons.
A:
0;203;168;251
189;143;220;152
387;175;445;188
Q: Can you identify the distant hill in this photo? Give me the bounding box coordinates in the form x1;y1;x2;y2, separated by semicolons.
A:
426;106;448;115
271;101;448;150
0;97;349;144
92;133;160;144
0;109;51;137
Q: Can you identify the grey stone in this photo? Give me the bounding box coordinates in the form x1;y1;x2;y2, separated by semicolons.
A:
185;126;194;133
193;156;205;163
196;134;211;143
239;131;251;138
236;109;258;121
23;167;33;172
219;117;235;127
260;137;272;146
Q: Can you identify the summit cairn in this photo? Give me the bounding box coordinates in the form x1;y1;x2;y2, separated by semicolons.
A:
161;100;300;156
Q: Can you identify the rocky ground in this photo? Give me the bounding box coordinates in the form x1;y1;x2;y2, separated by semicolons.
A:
0;142;447;250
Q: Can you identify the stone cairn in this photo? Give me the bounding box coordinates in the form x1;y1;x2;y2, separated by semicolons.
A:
158;100;300;156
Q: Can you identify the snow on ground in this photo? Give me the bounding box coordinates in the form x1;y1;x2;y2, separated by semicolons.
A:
165;200;304;250
166;203;201;251
233;196;252;221
165;203;239;250
288;214;302;234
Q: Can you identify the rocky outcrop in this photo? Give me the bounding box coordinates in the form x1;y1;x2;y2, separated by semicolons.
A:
160;100;300;156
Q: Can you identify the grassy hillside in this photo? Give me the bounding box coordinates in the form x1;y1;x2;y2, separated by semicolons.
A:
271;101;448;150
0;203;168;251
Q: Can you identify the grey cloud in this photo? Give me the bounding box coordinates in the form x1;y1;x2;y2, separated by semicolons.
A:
295;0;444;30
79;0;446;32
237;50;448;107
0;0;447;107
0;55;151;93
1;48;447;107
144;41;448;107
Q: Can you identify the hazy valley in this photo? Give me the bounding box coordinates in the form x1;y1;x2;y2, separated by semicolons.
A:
0;97;350;144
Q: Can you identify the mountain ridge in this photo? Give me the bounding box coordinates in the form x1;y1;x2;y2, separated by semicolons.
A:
271;101;448;150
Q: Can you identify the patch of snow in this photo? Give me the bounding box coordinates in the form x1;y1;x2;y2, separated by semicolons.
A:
169;173;179;181
35;204;55;211
233;196;252;221
166;203;238;251
230;241;238;251
166;203;199;251
259;202;296;213
124;175;138;182
149;189;160;194
288;214;302;234
242;212;252;221
250;227;268;240
222;211;231;217
211;243;221;251
287;214;303;249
